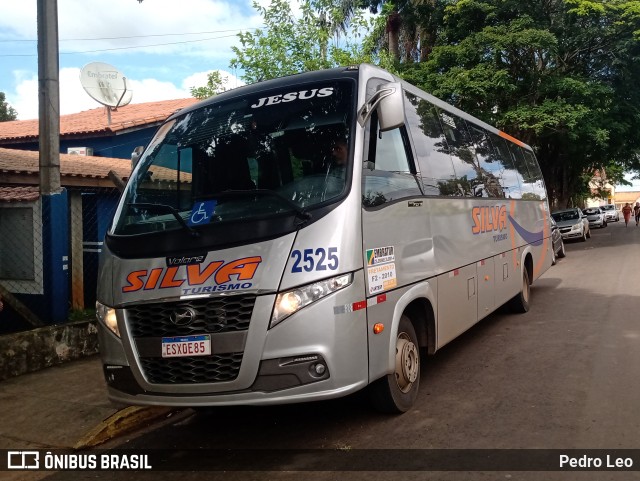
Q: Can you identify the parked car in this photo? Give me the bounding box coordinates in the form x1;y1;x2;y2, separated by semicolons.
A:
549;217;566;265
600;204;620;222
551;208;590;242
583;207;607;228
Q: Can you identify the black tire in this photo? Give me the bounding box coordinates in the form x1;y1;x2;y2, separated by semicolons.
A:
370;315;420;414
557;239;566;258
508;268;531;313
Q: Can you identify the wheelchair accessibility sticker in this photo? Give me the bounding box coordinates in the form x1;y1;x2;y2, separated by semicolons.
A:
188;200;217;226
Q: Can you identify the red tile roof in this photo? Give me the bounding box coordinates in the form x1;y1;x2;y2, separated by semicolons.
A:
0;98;199;142
0;186;40;203
0;147;131;182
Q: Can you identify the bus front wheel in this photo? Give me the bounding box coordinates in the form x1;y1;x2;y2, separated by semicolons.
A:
369;315;420;414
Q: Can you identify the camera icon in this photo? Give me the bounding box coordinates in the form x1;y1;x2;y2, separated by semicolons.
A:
7;451;40;469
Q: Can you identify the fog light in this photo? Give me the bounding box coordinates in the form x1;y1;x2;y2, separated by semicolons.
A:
314;363;326;375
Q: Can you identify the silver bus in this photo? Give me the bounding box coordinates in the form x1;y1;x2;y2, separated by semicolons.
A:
97;64;552;413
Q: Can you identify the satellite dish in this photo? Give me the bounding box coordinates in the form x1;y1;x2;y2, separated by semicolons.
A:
80;62;133;108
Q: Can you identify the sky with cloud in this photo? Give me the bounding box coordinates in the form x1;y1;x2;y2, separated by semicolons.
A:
0;0;277;120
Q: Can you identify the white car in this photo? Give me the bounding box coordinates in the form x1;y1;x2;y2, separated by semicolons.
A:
599;204;620;222
551;208;591;242
583;207;607;228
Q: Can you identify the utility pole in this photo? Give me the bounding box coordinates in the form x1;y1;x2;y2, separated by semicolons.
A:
37;0;61;194
37;0;69;325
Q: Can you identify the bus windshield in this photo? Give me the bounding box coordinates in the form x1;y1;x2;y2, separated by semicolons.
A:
112;80;354;236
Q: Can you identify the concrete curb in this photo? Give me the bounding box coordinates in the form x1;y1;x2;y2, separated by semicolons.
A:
0;320;98;381
74;406;179;449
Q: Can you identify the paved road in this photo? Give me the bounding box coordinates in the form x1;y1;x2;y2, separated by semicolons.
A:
46;219;640;480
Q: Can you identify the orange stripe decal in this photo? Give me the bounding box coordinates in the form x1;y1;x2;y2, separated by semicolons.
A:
498;130;526;148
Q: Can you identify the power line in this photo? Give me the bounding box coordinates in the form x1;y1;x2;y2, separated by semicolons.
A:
0;33;247;57
0;28;261;43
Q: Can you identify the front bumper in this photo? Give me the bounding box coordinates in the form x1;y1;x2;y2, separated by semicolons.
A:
560;229;582;239
98;275;371;406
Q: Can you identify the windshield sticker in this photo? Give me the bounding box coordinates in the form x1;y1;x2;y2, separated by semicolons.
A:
250;87;334;109
366;246;395;266
122;256;262;294
188;200;217;226
368;263;397;295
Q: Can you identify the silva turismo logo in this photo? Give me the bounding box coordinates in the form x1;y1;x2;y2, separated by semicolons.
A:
122;256;262;295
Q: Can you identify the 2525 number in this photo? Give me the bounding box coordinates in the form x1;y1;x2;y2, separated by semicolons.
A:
291;247;338;273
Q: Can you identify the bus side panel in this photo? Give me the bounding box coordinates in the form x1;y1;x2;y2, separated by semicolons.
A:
436;263;478;349
477;256;495;320
494;251;520;308
361;198;434;296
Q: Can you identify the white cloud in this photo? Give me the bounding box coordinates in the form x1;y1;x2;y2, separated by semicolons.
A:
181;70;246;93
11;67;246;120
0;0;262;59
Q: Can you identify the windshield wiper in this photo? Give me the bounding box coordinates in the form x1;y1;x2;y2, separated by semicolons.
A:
128;202;199;237
200;189;312;222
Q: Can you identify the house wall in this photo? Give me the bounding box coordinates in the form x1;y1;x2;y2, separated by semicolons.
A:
0;126;157;161
0;187;121;333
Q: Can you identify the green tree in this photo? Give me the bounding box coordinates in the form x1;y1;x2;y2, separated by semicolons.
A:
190;71;230;100
230;0;377;84
399;0;640;208
0;92;17;122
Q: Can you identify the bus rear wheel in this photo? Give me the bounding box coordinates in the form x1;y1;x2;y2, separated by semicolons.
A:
508;268;531;313
369;315;420;414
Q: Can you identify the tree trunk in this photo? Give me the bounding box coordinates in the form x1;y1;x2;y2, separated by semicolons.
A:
387;11;401;62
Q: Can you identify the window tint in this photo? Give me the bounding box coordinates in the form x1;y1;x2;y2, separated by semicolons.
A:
521;149;546;200
486;133;523;199
508;143;536;198
466;124;506;198
362;115;423;208
438;110;483;197
403;92;456;195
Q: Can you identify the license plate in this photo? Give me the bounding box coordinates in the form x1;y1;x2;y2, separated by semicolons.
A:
161;335;211;358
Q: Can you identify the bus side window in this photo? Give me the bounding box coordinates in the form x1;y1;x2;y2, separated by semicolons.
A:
508;143;536;198
362;114;423;208
467;124;506;198
403;92;456;196
486;133;523;199
521;149;546;200
438;110;480;197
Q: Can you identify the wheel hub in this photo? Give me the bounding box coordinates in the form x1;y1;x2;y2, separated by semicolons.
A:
395;334;419;393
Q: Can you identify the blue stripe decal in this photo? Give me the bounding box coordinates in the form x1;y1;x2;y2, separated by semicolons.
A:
508;215;544;246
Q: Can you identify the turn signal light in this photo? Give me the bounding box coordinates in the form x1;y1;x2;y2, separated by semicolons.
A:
373;323;384;334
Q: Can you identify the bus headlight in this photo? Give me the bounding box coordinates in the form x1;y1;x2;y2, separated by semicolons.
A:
271;273;353;328
96;301;120;337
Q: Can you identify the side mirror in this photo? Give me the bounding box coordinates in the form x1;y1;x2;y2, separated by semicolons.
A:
131;145;145;170
358;82;405;131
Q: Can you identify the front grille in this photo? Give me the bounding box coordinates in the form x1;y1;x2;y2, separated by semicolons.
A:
126;295;256;337
140;354;243;384
127;295;254;385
